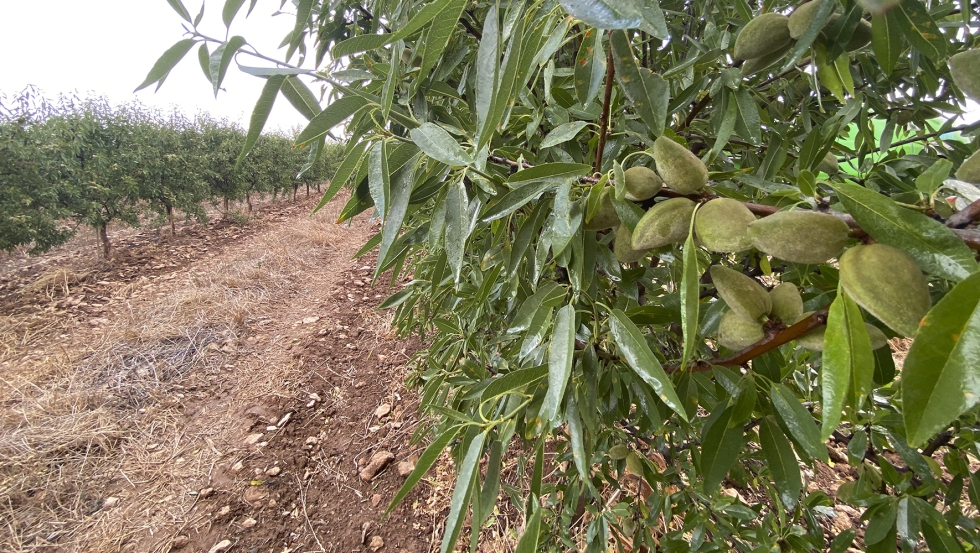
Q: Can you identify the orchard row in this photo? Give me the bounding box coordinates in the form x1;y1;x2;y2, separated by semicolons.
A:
0;89;341;257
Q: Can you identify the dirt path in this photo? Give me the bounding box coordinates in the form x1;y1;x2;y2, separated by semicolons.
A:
0;198;445;553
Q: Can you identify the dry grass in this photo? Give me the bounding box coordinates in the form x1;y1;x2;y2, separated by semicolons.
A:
0;200;365;552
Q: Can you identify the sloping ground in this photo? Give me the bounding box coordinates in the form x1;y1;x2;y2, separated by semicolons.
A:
0;197;447;552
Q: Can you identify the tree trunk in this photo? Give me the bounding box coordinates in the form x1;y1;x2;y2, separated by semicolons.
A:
316;183;321;193
97;223;110;258
293;185;298;201
223;197;230;212
167;205;176;236
306;184;310;198
246;193;253;212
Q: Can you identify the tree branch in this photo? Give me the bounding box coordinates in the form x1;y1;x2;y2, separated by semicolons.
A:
594;37;616;174
945;197;980;229
458;12;482;40
664;309;829;372
676;94;711;133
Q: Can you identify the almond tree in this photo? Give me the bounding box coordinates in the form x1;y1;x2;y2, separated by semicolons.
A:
149;0;980;550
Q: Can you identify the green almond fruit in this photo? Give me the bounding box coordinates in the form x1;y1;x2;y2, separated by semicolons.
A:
653;136;709;194
817;151;840;175
797;322;889;351
741;45;791;77
734;13;793;60
955;150;980;185
614;225;650;263
584;188;621;230
788;0;831;39
747;210;850;264
694;198;756;252
710;265;772;322
769;282;804;324
631;198;696;250
950;49;980;103
624;166;664;201
718;310;766;350
839;244;931;337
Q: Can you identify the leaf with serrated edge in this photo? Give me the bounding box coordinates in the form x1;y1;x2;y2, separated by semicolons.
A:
410;123;473;166
821;290;874;440
760;417;803;508
236;75;285;167
609;309;687;421
440;431;486;553
903;272;980;446
770;383;829;463
834;182;979;282
540;304;575;425
135;39;196;92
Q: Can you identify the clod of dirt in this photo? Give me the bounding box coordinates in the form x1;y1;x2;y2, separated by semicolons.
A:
103;497;120;508
208;540;232;553
374;404;391;418
276;412;292;427
265;466;281;476
244;485;269;505
244;433;263;445
171;535;190;549
371;494;382;507
199;487;215;499
361;522;372;543
369;535;385;551
359;450;395;482
396;457;417;477
242;517;257;529
231;461;244;472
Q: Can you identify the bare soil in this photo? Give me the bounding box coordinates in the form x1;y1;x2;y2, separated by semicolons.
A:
0;197;450;553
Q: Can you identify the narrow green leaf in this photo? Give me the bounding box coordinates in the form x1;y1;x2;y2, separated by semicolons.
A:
409;122;473;166
479;440;503;522
541;304;576;425
508;163;592;185
922;519;967;553
865;501;898;545
514;503;542;553
679;206;700;372
509;282;564;332
481;181;556;223
209;35;247;97
332;0;460;58
780;0;836;70
770;383;829;463
872;12;903;75
378;289;413;310
834;182;979;282
915;159;954;195
566;395;596;496
760;417;803;508
197;43;211;81
386;425;462;514
484;11;525;149
482;365;549;399
893;0;947;61
559;0;643;29
280;76;321;120
474;3;500;149
734;88;761;145
378;157;417;268
295;96;371;147
165;0;192;22
574;28;605;105
610;31;669;136
700;404;743;493
238;65;311;76
903;272;980;446
222;0;247;28
417;0;468;88
368;141;390;219
381;41;401;120
313;140;369;213
440;431;486;553
540;121;590;149
135;39;196;92
445;180;469;282
608;309;687;421
822;290;875;440
236;74;285;167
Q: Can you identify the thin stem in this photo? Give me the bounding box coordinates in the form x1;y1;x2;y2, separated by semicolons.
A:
594;36;616;174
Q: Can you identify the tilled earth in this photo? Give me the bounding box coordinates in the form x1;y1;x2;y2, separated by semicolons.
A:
0;197;449;553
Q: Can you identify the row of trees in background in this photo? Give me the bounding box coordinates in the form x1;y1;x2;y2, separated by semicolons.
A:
0;88;342;257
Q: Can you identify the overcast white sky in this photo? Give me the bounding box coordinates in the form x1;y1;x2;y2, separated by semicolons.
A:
0;0;315;133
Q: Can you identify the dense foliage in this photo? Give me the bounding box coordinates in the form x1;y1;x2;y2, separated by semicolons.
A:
152;0;980;550
0;89;341;256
